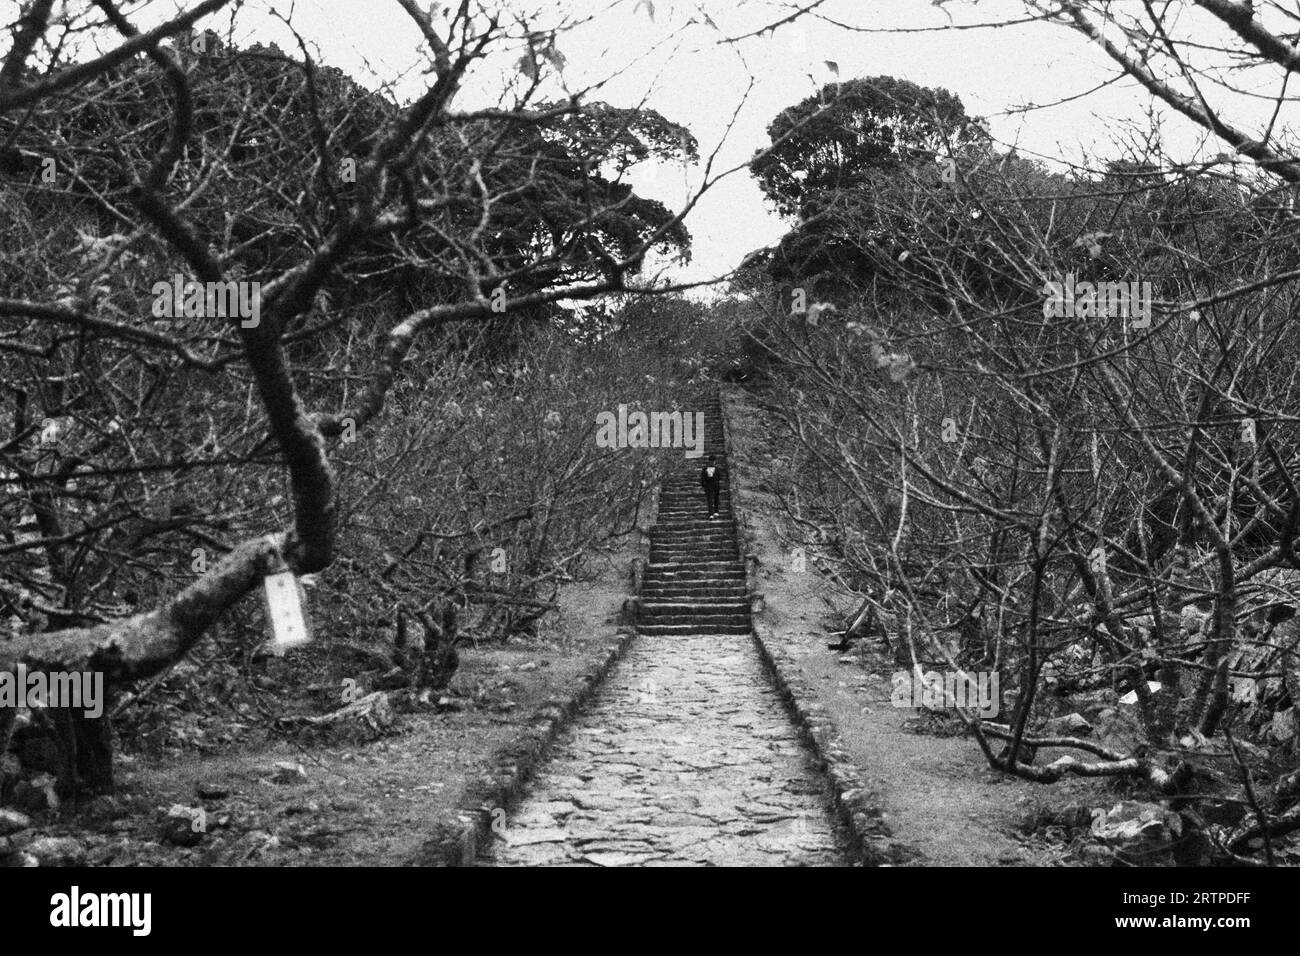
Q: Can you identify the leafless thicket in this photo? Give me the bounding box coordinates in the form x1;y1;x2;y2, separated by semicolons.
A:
737;2;1300;863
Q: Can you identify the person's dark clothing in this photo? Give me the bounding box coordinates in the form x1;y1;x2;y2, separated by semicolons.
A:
700;463;721;516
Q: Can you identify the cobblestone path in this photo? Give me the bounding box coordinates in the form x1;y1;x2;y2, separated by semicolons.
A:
482;635;846;866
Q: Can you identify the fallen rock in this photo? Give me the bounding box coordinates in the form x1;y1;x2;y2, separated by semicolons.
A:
1043;713;1092;737
1071;690;1119;718
238;829;281;860
80;795;123;824
196;781;231;800
0;808;31;837
162;806;206;847
1090;801;1181;864
11;773;59;814
86;840;123;867
1118;682;1162;706
27;836;86;867
0;831;32;857
1272;707;1297;744
270;762;307;786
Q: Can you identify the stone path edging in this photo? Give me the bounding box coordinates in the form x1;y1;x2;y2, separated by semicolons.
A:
749;620;897;865
411;627;639;866
719;387;898;866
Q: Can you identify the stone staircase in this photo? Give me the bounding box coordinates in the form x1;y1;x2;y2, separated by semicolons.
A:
637;393;751;636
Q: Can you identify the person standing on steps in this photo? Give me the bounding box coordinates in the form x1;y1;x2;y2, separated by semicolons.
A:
700;455;722;519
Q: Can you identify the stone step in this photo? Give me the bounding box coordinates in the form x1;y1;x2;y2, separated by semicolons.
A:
639;617;751;629
643;576;745;584
643;566;745;574
654;529;735;536
651;538;736;546
645;556;742;565
652;530;735;538
643;571;745;582
639;572;743;580
639;617;749;626
655;522;733;528
643;573;745;581
643;567;744;576
639;600;749;611
637;622;752;635
654;531;734;538
651;540;736;548
650;541;736;550
644;556;738;564
643;588;746;596
641;586;748;595
641;578;747;588
653;520;736;528
638;614;750;624
651;538;738;546
655;530;738;538
651;547;737;554
651;555;740;565
642;582;747;591
650;538;743;546
649;546;739;554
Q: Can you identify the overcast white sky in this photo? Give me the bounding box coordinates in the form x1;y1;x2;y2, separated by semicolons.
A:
180;0;1295;289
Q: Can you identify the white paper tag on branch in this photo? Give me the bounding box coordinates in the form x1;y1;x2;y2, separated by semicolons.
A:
264;571;311;653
